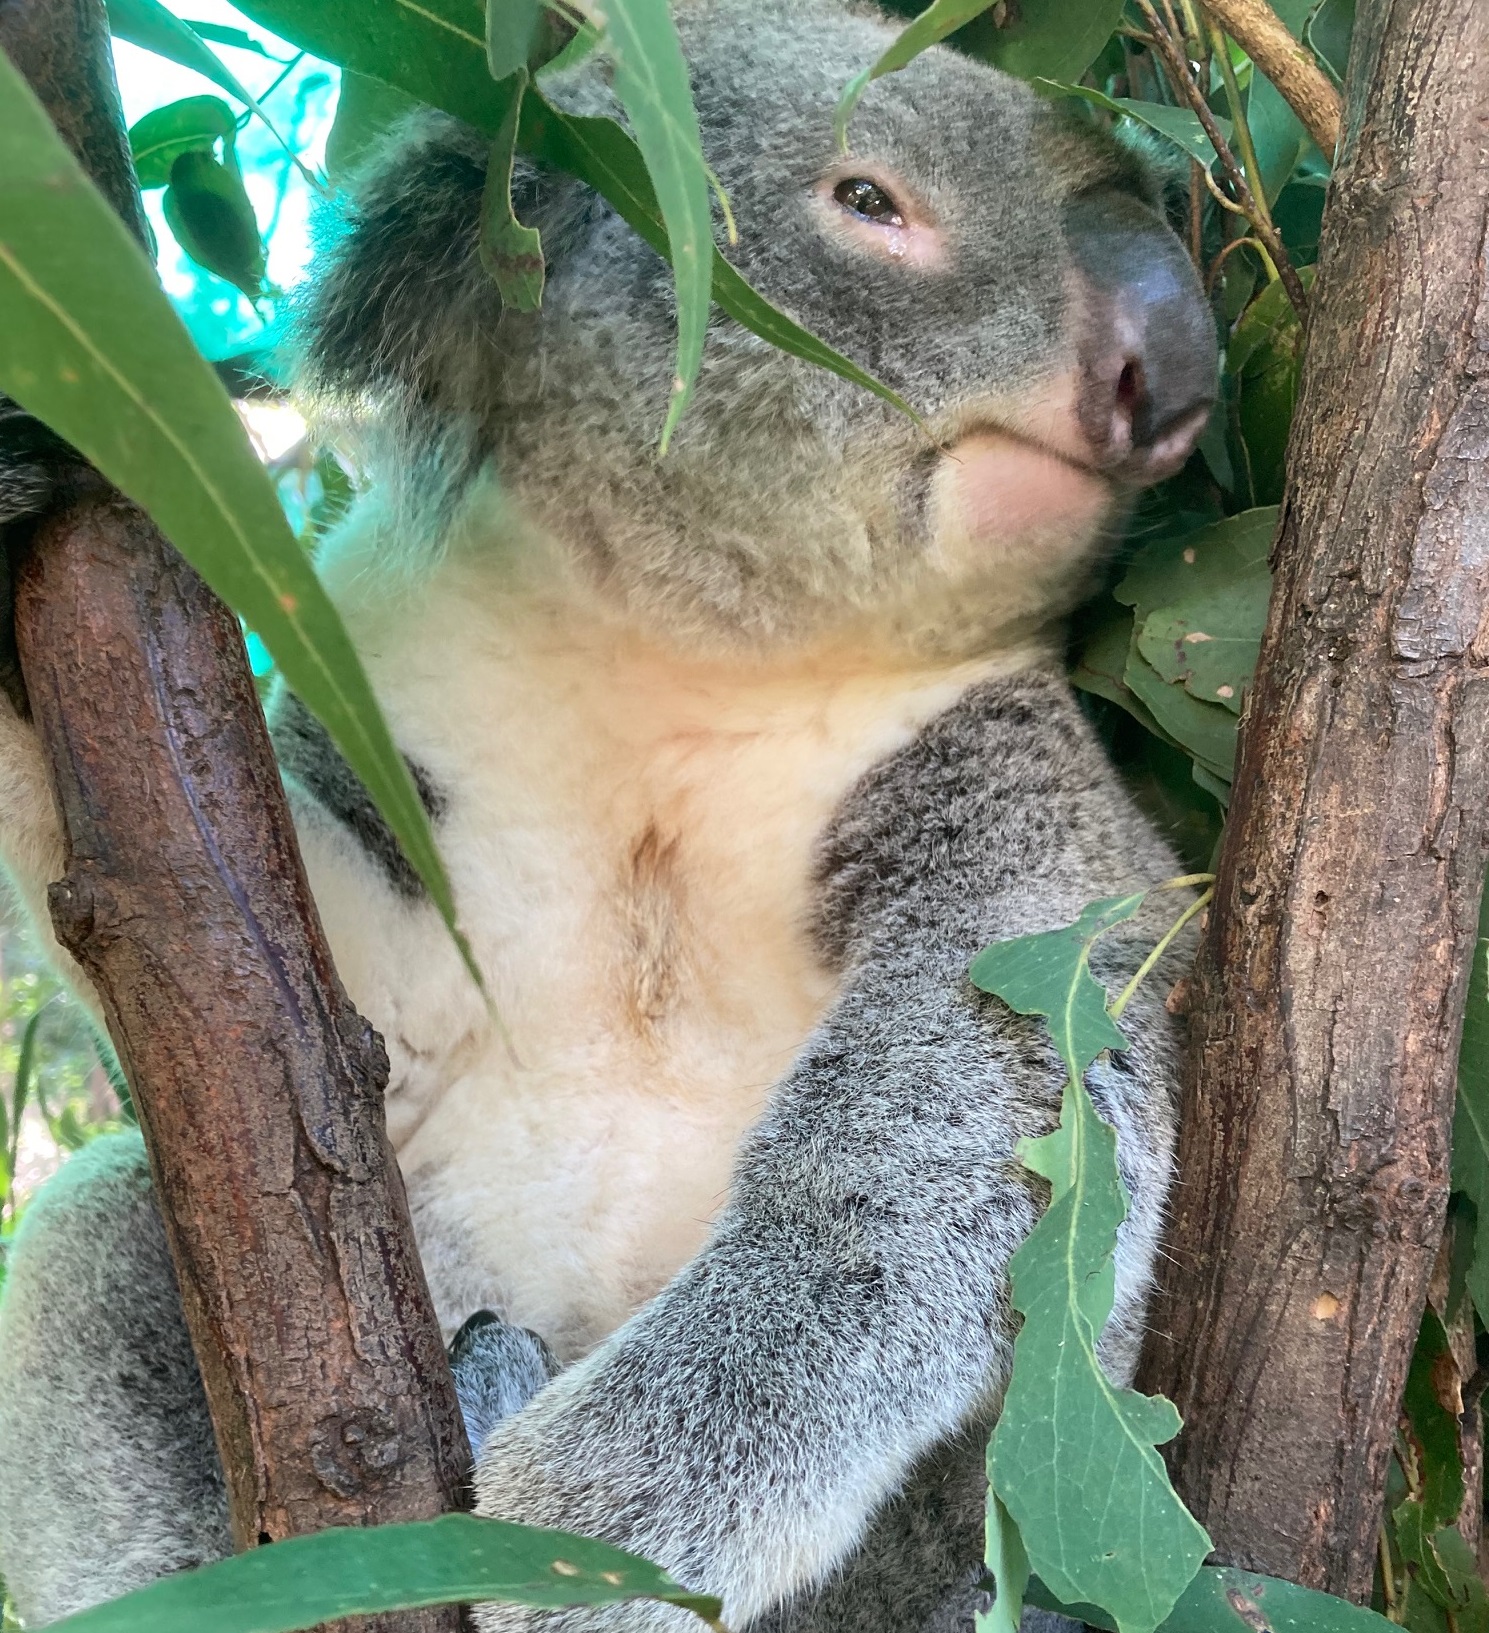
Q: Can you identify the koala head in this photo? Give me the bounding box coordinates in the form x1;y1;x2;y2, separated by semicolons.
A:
297;0;1217;658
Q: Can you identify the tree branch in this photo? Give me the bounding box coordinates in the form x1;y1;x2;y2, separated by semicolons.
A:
1200;0;1343;158
1136;0;1489;1597
1;0;471;1618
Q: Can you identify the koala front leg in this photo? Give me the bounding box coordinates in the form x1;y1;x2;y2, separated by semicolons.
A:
470;679;1182;1633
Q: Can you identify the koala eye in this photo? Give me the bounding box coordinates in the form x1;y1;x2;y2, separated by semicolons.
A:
832;177;905;227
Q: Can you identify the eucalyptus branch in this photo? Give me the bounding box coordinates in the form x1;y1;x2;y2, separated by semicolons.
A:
1135;0;1309;317
1198;0;1342;157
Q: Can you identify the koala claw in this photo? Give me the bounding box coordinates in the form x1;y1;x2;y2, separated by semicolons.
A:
449;1311;560;1454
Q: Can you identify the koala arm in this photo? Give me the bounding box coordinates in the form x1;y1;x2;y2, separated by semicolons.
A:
471;673;1184;1631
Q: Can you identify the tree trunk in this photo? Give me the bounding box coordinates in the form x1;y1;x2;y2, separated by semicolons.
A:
1;2;471;1623
1137;0;1489;1602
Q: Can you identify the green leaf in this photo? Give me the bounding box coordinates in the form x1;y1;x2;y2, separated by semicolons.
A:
325;70;420;187
1035;81;1232;168
162;147;268;298
43;1514;723;1633
969;894;1144;1081
128;95;238;189
1246;71;1306;206
479;68;545;309
976;1491;1029;1633
1399;1307;1465;1533
229;0;916;431
1123;648;1237;781
1228;275;1311;507
179;20;291;59
835;0;995;149
1027;1564;1399;1631
1136;573;1270;714
0;46;473;983
1072;607;1180;747
959;0;1127;86
581;0;712;449
486;0;546;81
1115;508;1276;626
975;894;1211;1633
1453;894;1489;1326
106;0;317;187
988;1067;1211;1633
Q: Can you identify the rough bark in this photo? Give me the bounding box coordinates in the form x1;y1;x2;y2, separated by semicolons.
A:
2;1;471;1622
1136;0;1489;1602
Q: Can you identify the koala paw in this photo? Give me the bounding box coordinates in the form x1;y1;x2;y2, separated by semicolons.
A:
448;1311;560;1454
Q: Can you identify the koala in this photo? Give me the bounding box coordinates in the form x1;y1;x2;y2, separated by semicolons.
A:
0;1;1217;1630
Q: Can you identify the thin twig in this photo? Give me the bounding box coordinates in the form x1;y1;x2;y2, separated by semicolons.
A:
1111;888;1215;1020
1206;233;1269;292
1207;15;1277;232
1136;0;1309;317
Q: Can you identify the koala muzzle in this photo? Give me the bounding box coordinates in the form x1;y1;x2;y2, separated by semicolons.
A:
1066;193;1219;486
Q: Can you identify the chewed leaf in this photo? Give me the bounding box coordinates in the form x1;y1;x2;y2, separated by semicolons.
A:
43;1514;724;1633
977;1490;1029;1633
990;1071;1211;1633
836;0;994;148
969;894;1144;1081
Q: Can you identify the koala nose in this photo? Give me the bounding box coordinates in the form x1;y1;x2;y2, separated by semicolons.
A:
1065;194;1219;484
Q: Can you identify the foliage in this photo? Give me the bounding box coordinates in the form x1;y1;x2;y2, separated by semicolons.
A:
40;1515;724;1633
8;0;1486;1631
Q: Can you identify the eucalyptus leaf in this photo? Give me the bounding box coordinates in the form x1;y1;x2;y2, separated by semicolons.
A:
974;896;1212;1633
129;95;238;189
487;0;546;81
1123;649;1237;781
1136;574;1270;714
1027;1564;1400;1631
835;0;995;149
1034;80;1232;169
976;1492;1028;1633
959;0;1126;85
231;0;915;431
969;894;1142;1081
0;46;474;983
479;68;545;309
162;147;267;298
1115;508;1277;625
106;0;317;186
1246;71;1306;206
580;0;712;448
179;20;290;59
43;1514;723;1633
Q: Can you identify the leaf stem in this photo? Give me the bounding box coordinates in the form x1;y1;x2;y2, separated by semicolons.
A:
1110;887;1213;1019
1206;16;1274;231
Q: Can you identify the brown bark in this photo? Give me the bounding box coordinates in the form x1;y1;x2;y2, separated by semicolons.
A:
2;0;471;1622
1136;0;1489;1602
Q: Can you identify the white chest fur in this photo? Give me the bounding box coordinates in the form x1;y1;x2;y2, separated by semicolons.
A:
294;535;1030;1359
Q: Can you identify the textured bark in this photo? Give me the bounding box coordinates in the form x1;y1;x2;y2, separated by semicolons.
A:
1137;0;1489;1602
2;2;470;1622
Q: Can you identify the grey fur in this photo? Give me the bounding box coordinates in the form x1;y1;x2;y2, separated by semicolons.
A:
0;1;1211;1628
270;689;446;898
462;672;1183;1631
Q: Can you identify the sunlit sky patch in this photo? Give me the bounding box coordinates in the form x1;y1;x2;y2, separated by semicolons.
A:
111;4;339;360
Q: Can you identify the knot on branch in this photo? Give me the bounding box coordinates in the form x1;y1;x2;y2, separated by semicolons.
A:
311;1406;406;1499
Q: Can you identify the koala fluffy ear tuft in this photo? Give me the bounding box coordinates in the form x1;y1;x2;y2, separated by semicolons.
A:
290;111;597;414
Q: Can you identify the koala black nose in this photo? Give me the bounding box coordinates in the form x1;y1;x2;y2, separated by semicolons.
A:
1065;194;1219;483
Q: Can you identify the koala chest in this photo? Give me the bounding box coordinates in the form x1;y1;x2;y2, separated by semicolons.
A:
301;561;1014;1359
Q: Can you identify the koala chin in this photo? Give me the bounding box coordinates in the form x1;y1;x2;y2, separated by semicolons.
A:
0;1;1216;1630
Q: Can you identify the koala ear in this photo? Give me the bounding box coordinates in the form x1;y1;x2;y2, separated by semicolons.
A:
291;110;597;410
